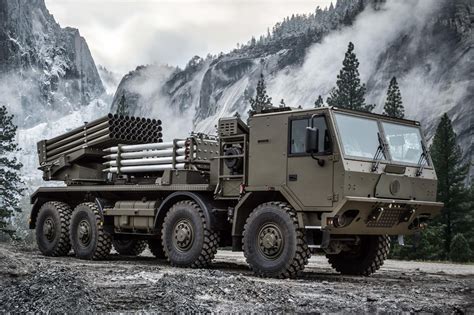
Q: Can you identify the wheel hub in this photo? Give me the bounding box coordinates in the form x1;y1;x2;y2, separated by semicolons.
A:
258;224;284;259
173;219;194;251
78;220;92;246
43;217;55;241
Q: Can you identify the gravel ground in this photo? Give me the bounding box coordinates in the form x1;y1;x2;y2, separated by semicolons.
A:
0;243;473;313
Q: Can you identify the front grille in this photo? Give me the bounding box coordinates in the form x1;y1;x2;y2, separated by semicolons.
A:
367;208;406;228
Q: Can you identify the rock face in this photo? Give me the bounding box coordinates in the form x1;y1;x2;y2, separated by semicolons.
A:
111;0;366;126
97;65;122;95
0;0;104;127
111;0;472;178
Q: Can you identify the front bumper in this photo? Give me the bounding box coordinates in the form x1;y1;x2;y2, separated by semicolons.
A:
321;196;443;235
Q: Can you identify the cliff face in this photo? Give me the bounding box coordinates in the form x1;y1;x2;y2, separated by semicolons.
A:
111;0;472;177
0;0;104;127
111;0;366;129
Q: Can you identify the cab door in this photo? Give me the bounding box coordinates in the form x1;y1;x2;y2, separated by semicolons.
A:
286;115;333;207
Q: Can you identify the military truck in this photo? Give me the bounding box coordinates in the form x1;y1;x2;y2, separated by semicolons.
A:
30;107;443;278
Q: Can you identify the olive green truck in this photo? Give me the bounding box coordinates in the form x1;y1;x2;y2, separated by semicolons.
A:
30;107;443;278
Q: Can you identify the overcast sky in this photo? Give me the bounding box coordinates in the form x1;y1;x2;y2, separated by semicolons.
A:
45;0;332;75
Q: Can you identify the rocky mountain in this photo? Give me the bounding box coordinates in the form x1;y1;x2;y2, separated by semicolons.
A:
97;65;122;95
0;0;109;186
111;0;472;179
111;0;367;130
0;0;105;128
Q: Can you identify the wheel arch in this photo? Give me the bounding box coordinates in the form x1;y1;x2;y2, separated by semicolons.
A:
30;197;46;229
30;193;71;229
232;191;287;237
153;191;217;234
29;190;100;229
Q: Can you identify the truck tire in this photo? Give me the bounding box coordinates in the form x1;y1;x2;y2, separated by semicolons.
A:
112;239;147;256
326;235;390;276
148;239;166;259
35;201;72;256
70;202;112;260
161;200;219;268
242;202;311;278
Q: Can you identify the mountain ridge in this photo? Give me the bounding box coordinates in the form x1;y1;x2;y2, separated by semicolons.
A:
0;0;104;127
110;0;472;179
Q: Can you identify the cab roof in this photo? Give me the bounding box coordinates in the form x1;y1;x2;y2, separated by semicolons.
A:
252;106;421;126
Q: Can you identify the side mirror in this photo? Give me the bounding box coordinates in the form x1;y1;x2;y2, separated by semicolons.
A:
305;127;320;154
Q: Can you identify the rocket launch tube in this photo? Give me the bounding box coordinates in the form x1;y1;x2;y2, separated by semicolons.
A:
46;134;114;162
104;155;187;166
45;114;113;145
46;127;112;157
104;140;186;153
46;120;112;151
41;113;164;163
103;147;187;159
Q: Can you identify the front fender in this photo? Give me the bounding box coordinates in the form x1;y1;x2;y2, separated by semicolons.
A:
321;196;443;235
29;197;42;229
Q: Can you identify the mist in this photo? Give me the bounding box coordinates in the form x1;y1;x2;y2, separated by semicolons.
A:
45;0;329;73
265;0;472;147
269;1;440;114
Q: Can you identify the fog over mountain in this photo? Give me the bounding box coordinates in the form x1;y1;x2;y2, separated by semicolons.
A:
0;0;472;188
111;0;472;179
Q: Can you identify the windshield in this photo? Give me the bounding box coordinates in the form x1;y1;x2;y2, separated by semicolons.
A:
382;122;423;164
334;112;426;165
334;113;381;159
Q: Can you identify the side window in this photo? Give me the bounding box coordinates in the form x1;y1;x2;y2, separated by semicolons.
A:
289;116;331;155
290;119;308;154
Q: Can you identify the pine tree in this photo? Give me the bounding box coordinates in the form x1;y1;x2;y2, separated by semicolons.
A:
0;105;24;238
458;185;474;252
243;87;253;105
314;95;324;108
248;74;273;116
342;10;352;26
383;77;404;118
279;99;286;108
116;94;129;116
449;233;472;262
250;36;256;47
357;0;365;13
430;113;469;257
326;42;374;112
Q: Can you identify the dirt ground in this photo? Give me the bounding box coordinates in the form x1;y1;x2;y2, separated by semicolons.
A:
1;243;473;313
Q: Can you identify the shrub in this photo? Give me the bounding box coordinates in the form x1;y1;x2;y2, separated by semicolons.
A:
449;233;472;262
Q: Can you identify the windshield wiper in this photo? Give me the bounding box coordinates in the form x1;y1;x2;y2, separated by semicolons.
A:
371;132;386;172
416;141;428;176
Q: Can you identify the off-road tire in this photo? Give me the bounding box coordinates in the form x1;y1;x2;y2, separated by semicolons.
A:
242;201;311;278
148;239;166;259
35;201;72;256
161;200;219;268
112;239;147;256
326;235;390;276
70;202;112;260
